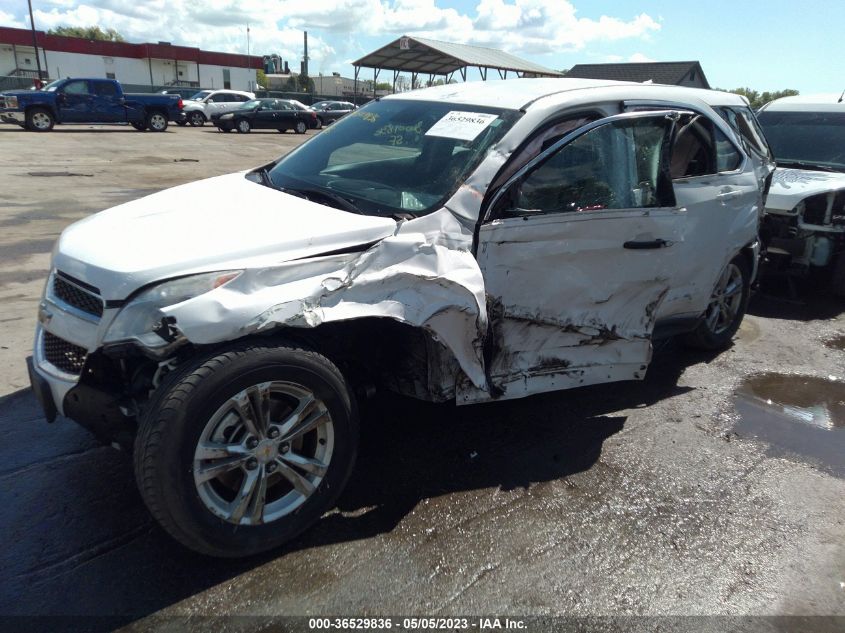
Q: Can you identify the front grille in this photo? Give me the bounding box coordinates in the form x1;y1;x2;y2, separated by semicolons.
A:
53;274;103;318
42;331;87;375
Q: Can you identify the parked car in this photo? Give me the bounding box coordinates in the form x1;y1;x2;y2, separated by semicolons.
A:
756;94;845;294
180;89;255;127
27;79;765;557
212;98;319;133
311;100;357;127
0;78;183;131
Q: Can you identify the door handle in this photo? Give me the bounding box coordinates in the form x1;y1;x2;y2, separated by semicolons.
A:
623;239;673;249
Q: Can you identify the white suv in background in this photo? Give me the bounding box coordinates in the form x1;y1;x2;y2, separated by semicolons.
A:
180;89;256;127
757;94;845;294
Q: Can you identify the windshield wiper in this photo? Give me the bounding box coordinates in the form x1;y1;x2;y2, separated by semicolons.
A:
279;186;364;215
777;160;840;172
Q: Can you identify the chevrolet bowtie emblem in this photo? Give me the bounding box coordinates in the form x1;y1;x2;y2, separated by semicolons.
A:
38;302;53;326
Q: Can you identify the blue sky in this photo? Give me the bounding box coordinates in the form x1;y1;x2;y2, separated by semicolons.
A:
1;0;841;94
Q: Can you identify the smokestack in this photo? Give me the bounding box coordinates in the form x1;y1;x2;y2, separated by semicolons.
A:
303;31;309;78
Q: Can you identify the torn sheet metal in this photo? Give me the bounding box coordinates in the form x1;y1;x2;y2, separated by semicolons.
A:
464;208;681;404
164;208;491;391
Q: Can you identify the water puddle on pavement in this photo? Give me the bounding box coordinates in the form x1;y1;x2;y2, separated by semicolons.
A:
825;335;845;351
733;373;845;477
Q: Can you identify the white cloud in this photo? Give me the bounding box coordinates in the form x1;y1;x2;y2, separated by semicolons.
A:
628;52;655;63
0;0;660;74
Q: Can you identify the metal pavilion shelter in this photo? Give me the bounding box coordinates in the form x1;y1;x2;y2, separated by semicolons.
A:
351;35;563;95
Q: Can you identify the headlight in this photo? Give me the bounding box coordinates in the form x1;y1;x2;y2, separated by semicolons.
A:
104;270;242;348
3;95;18;108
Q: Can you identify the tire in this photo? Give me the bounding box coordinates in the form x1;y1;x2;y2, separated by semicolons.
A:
188;111;205;127
146;111;168;132
295;121;307;134
25;107;54;132
131;121;146;131
237;119;251;134
315;117;324;130
134;340;358;557
683;254;750;350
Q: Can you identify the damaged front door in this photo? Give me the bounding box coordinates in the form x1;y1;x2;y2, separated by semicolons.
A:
467;112;686;403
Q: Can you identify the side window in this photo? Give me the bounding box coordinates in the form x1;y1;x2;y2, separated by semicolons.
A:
207;93;223;102
715;127;742;172
63;81;89;95
509;116;674;215
670;114;742;178
93;81;117;97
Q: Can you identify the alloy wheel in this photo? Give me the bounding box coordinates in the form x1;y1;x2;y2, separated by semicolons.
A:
704;263;743;335
192;381;335;526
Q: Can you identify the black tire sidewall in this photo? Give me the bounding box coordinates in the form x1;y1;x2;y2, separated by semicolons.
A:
237;119;250;133
143;345;357;557
189;111;205;126
296;121;306;134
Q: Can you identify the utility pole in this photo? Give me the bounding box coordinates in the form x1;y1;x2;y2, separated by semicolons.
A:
27;0;44;82
246;24;251;90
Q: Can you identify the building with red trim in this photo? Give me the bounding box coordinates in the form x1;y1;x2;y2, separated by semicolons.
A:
0;26;261;91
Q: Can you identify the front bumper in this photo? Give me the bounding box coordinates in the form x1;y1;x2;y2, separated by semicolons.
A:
0;111;25;124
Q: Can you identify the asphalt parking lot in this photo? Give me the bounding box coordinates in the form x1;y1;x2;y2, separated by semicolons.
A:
0;122;843;630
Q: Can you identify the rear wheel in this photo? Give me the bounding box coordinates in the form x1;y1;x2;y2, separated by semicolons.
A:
146;111;168;132
684;254;750;350
25;107;54;132
315;117;324;129
237;119;251;134
295;121;307;134
189;111;205;127
134;340;358;557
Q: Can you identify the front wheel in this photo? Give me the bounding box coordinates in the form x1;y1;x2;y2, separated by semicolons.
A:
26;107;54;132
134;341;358;557
295;121;307;134
146;111;168;132
188;111;205;127
684;254;750;350
237;119;251;134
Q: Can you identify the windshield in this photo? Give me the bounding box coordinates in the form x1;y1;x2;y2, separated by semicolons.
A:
43;79;64;92
267;99;518;217
189;90;212;101
758;110;845;172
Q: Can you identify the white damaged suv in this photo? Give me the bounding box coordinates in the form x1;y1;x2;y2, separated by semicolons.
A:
756;94;845;294
28;79;765;556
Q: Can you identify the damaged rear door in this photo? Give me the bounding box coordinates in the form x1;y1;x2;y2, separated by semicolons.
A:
466;111;686;403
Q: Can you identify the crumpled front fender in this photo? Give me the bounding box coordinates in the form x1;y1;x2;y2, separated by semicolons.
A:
162;209;490;391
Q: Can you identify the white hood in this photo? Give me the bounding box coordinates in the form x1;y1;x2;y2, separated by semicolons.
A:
766;167;845;211
53;173;398;299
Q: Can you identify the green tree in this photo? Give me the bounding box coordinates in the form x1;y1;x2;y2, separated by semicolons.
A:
256;69;267;89
48;26;125;42
717;86;799;110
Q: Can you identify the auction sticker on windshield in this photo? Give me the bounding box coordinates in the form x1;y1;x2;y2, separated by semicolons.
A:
425;111;498;141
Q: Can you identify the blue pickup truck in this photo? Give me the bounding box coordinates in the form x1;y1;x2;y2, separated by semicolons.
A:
0;78;183;132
